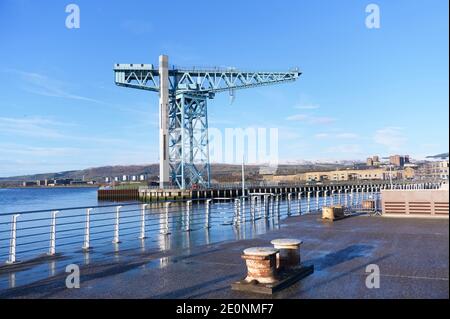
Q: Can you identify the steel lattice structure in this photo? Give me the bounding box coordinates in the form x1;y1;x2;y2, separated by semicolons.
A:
114;55;301;189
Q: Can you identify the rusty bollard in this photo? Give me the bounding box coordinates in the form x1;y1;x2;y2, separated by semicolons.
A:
242;247;279;284
270;239;303;270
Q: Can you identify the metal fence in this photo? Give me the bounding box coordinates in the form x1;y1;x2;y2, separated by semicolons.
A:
0;189;383;267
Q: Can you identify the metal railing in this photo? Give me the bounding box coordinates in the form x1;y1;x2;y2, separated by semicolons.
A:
0;189;384;266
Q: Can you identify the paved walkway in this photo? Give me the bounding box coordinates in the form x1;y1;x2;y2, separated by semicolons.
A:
1;214;448;298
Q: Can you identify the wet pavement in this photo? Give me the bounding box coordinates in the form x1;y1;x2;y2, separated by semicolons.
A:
0;214;448;299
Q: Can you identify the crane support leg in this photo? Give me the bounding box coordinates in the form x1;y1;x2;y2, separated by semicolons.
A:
169;92;211;189
159;55;170;187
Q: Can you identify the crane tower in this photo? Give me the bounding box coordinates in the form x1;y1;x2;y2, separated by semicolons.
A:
114;55;301;189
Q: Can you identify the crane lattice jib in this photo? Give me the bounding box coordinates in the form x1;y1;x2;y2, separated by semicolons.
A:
114;64;301;95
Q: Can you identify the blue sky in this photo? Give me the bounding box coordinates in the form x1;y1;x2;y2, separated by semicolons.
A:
0;0;448;176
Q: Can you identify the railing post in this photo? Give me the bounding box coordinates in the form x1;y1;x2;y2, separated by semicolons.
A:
139;204;148;239
112;206;122;244
331;190;336;205
350;188;354;208
297;192;302;215
82;208;92;250
261;195;266;219
205;199;212;228
162;202;171;235
316;191;320;211
6;214;20;264
275;195;280;217
233;198;239;225
338;189;342;205
250;196;256;221
241;197;246;223
344;189;348;207
287;193;292;216
48;211;59;256
324;190;328;207
307;191;311;213
185;200;192;231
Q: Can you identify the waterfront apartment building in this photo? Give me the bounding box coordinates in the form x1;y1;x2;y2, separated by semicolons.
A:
427;160;449;180
264;167;408;183
303;168;398;182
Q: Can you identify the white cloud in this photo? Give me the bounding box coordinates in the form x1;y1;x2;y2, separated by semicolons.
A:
0;116;141;146
286;114;336;124
374;127;407;151
0;116;68;138
6;69;103;104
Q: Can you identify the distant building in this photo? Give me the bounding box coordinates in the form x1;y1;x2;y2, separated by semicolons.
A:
366;157;374;166
131;175;137;181
46;179;72;186
122;175;128;181
389;155;409;167
139;174;146;181
36;180;48;186
114;177;119;182
70;180;88;185
22;181;38;187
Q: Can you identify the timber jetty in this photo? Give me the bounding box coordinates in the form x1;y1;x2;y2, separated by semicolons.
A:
97;181;443;202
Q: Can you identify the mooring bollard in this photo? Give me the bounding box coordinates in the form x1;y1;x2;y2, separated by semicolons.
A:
112;206;122;244
241;247;279;284
205;199;212;228
6;214;20;264
270;238;303;270
82;208;92;250
139;204;148;239
48;210;60;255
287;193;292;216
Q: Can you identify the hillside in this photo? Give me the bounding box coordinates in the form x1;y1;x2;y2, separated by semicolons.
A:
0;162;360;184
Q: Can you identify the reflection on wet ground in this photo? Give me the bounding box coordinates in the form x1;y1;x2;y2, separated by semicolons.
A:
0;210;280;290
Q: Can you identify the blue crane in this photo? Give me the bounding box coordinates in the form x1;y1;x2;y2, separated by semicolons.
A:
114;55;301;189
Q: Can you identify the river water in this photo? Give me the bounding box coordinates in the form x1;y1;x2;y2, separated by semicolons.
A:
0;187;295;289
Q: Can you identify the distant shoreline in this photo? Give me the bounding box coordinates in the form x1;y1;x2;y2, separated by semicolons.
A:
0;185;99;189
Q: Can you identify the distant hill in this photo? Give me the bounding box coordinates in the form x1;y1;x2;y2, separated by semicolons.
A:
0;164;159;182
0;162;361;184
